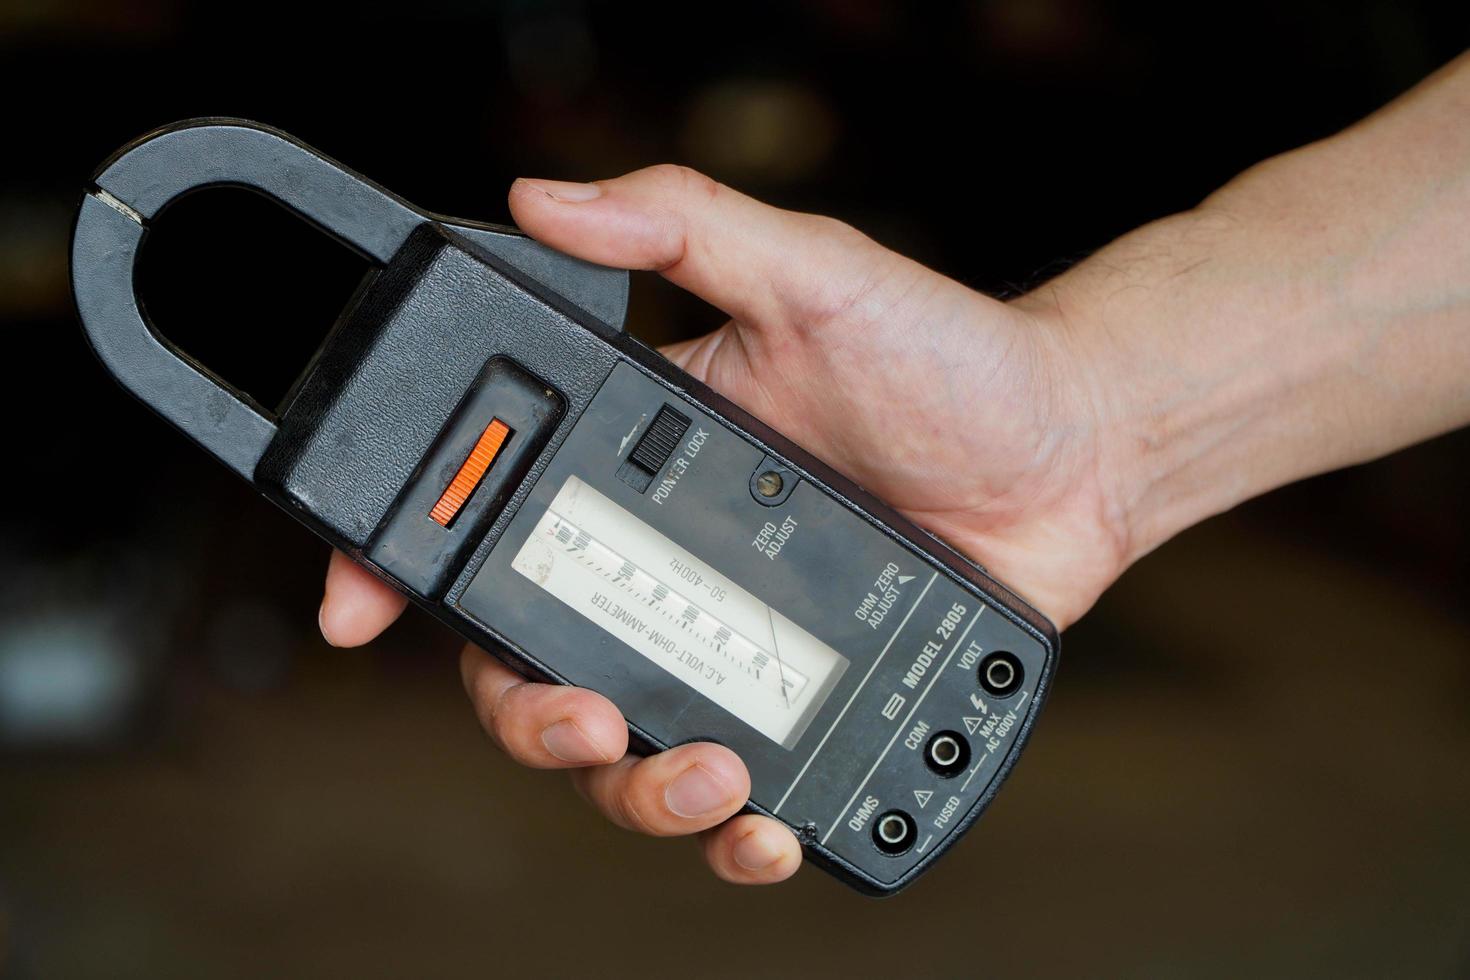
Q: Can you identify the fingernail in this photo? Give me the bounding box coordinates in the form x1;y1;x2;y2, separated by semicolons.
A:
516;177;602;202
666;764;730;818
540;719;608;763
317;598;335;646
733;830;782;872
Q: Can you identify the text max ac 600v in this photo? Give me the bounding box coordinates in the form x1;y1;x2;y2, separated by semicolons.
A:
71;120;1058;895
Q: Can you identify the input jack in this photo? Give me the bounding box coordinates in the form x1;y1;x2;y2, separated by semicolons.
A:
979;651;1023;697
872;810;918;855
924;730;971;778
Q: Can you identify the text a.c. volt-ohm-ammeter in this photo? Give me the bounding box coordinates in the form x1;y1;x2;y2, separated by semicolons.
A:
71;119;1059;896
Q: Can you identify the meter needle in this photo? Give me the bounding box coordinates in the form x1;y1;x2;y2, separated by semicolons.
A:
766;604;791;709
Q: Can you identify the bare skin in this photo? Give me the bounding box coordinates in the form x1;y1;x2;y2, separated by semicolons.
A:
320;52;1470;885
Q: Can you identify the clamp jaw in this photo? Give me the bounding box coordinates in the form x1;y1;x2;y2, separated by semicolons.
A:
71;118;629;480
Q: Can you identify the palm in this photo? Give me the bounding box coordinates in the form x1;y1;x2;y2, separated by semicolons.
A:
660;242;1123;628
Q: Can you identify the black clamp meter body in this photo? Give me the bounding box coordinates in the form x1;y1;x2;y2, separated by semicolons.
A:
70;120;1059;895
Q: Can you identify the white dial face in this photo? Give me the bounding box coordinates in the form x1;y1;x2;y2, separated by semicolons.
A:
512;476;848;748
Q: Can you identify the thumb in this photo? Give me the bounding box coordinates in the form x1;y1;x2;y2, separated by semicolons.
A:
507;164;892;328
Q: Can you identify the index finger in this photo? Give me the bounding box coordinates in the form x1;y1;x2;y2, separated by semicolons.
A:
319;549;408;646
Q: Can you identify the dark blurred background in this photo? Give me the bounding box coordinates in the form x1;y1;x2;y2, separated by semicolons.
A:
3;1;1469;976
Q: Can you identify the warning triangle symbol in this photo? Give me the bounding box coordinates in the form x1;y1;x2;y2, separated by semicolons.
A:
914;789;933;808
963;716;985;735
897;574;915;585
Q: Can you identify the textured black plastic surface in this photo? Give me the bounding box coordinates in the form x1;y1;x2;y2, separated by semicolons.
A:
367;356;563;598
73;118;629;484
255;222;621;546
449;221;629;331
71;193;276;479
92;121;631;328
94;120;418;261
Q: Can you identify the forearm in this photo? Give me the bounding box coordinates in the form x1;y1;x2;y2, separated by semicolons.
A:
1027;51;1470;565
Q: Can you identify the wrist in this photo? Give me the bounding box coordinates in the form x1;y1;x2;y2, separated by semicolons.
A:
1017;197;1347;568
999;56;1470;604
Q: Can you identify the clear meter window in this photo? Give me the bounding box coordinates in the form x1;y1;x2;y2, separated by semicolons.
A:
512;476;849;748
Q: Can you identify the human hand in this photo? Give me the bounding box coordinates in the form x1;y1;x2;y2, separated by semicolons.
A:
319;163;1129;885
334;50;1470;888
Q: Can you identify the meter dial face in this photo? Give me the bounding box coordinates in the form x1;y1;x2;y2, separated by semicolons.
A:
513;476;849;748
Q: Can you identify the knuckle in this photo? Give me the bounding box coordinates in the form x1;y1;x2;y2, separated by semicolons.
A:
466;668;501;726
486;675;523;720
599;771;661;836
646;163;721;202
575;761;659;836
616;793;663;836
486;708;518;754
805;213;872;250
487;682;533;746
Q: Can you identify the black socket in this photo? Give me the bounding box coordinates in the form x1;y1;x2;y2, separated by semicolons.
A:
924;730;971;778
871;810;918;856
979;651;1023;697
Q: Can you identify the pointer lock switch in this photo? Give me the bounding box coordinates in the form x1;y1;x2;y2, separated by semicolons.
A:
619;404;692;492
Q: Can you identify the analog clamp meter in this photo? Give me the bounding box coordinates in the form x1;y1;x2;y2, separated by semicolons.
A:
70;120;1059;895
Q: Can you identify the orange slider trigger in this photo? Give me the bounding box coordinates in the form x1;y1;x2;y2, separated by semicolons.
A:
429;418;512;526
